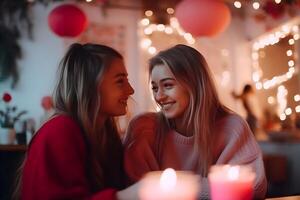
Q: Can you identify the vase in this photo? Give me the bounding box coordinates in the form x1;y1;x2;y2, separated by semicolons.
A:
0;127;16;145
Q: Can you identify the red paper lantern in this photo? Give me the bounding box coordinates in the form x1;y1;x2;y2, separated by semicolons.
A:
48;4;88;37
175;0;231;37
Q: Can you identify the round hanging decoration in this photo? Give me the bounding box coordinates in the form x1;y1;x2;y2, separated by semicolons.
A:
48;4;88;37
175;0;231;37
41;96;53;111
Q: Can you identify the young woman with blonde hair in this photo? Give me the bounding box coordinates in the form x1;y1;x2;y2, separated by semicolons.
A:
19;43;139;200
124;44;267;199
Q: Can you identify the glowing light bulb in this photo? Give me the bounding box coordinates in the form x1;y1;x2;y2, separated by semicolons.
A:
288;39;295;45
268;96;275;104
234;1;242;8
167;8;174;14
148;46;157;55
253;2;260;9
294;94;300;102
141;18;150;26
296;105;300;113
288;60;294;67
286;50;293;56
285;108;292;115
145;10;153;17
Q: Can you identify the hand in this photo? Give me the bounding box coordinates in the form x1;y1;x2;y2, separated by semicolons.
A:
116;181;141;200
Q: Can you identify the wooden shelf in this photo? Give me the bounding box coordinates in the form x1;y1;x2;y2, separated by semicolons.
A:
0;145;27;152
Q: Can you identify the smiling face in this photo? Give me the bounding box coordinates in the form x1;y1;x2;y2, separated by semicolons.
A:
151;64;189;120
98;58;134;118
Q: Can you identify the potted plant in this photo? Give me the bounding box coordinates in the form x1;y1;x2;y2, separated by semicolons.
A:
0;92;27;144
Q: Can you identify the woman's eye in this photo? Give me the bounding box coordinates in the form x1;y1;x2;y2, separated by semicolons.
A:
116;79;125;85
164;83;173;88
151;86;158;92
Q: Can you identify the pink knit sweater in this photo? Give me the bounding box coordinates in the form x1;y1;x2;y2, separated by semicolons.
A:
124;112;267;199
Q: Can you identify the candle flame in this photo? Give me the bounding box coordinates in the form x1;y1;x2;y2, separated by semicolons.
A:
159;168;177;191
228;166;240;180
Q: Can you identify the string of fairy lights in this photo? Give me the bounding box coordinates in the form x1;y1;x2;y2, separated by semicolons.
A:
74;0;300;121
251;18;300;121
139;8;195;55
233;0;284;9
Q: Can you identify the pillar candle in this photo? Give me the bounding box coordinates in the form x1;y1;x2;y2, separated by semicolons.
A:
139;168;199;200
208;165;256;200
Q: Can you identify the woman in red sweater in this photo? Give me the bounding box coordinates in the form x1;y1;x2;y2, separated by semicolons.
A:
18;43;139;200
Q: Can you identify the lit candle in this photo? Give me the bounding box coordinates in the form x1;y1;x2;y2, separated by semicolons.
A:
139;168;199;200
208;165;256;200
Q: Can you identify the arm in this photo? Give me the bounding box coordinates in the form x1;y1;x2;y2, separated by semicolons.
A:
208;115;267;200
22;116;117;200
123;113;160;182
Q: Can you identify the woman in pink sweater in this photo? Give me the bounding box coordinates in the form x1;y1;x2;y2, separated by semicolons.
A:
124;44;267;199
18;43;139;200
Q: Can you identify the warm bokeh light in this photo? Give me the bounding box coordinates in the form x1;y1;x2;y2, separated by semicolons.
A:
286;50;293;56
234;1;242;8
252;2;260;9
268;96;275;105
145;10;153;17
294;94;300;102
148;46;157;55
285;107;292;115
296;105;300;113
166;8;174;15
141;18;150;26
160;168;177;191
228;166;240;181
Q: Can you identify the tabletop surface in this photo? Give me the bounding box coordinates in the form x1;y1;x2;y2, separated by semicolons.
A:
266;196;300;200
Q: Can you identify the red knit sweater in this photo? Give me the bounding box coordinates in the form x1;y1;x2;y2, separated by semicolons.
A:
21;115;117;200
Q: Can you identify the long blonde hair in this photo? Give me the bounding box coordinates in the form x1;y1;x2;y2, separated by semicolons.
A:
149;44;230;176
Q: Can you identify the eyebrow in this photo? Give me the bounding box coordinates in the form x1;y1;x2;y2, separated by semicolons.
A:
114;73;128;78
151;78;175;84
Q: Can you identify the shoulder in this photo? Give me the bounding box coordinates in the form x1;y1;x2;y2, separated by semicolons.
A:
215;113;253;140
124;112;159;145
30;115;84;150
129;112;158;124
40;114;81;136
216;113;249;132
128;112;158;132
213;113;261;163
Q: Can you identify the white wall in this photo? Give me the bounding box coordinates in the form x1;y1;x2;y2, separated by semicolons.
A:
194;17;253;117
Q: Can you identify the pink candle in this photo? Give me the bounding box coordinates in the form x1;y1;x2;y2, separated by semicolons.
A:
139;168;199;200
208;165;256;200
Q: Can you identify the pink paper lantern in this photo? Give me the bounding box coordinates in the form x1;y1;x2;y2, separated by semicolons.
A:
48;4;88;37
41;96;53;111
175;0;231;37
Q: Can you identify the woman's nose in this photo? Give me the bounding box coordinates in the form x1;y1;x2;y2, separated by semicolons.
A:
127;82;134;95
155;89;166;101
